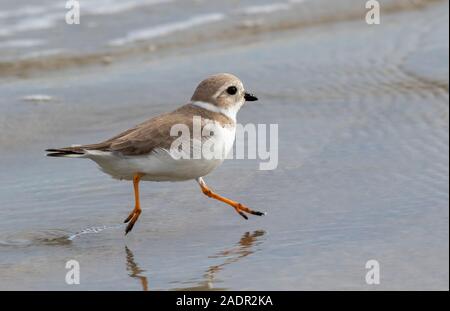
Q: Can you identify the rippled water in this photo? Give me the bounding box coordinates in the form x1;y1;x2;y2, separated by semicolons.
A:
0;0;448;290
0;0;444;75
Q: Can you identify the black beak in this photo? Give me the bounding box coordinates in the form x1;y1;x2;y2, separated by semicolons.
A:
244;92;258;102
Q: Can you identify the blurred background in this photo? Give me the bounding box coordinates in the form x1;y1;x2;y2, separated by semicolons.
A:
0;0;448;290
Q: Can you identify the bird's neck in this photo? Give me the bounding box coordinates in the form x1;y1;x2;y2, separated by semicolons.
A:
190;101;241;123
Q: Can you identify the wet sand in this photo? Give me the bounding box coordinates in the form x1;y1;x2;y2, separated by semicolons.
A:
0;0;448;290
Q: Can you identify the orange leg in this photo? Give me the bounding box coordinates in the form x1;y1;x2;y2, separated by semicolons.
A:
124;173;145;234
196;177;266;220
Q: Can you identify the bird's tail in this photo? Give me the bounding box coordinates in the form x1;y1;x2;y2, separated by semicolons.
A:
46;147;86;158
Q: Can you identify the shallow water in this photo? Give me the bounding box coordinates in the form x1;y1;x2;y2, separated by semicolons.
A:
0;0;448;290
0;0;443;75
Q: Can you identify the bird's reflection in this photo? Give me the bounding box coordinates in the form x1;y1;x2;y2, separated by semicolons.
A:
125;230;266;291
178;230;266;291
125;246;149;291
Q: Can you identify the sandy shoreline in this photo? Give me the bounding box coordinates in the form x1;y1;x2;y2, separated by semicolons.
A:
0;0;445;78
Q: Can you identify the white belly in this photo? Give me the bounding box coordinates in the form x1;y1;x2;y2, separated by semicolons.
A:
86;123;236;181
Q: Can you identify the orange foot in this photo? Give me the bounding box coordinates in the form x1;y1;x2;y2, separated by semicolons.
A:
124;173;144;235
196;177;266;220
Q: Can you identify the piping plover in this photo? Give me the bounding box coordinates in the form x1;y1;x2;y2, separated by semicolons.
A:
46;73;265;234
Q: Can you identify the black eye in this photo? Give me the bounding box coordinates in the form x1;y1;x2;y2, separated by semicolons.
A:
226;86;237;95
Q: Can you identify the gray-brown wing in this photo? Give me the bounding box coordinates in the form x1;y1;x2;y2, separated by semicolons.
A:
108;111;202;155
108;113;178;155
107;104;234;156
51;104;231;156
